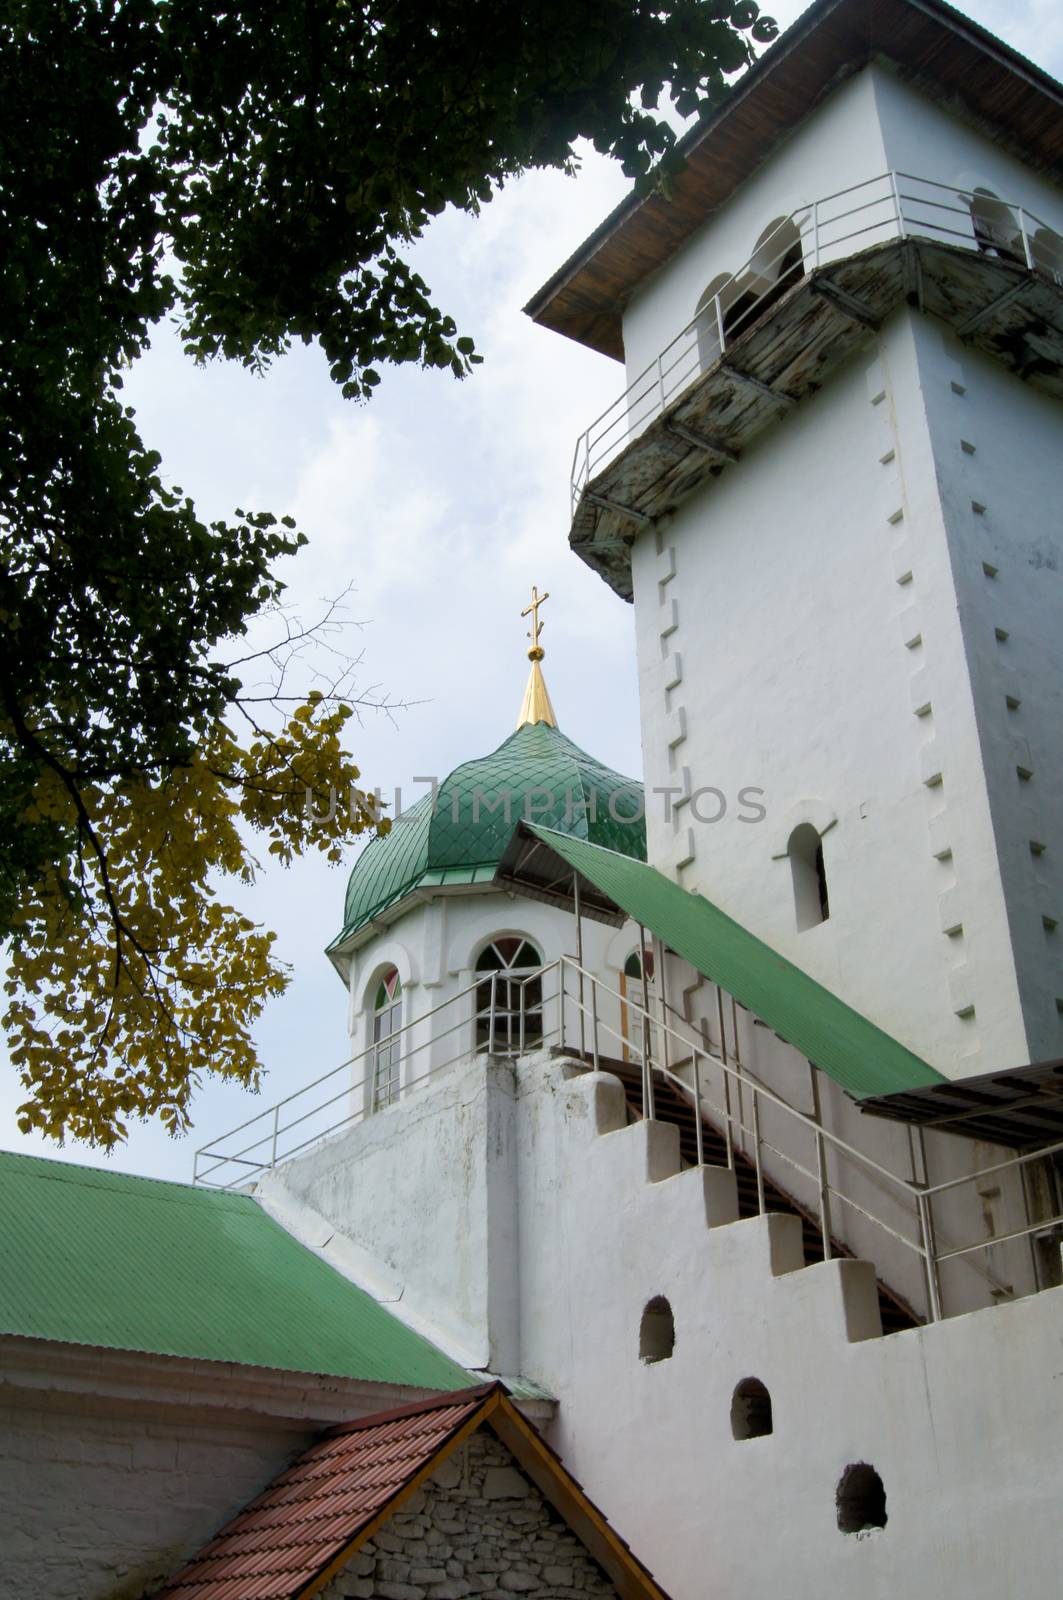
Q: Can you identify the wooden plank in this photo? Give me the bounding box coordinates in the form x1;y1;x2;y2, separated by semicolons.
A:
585;491;654;527
571;236;1063;597
811;275;881;328
666;422;739;463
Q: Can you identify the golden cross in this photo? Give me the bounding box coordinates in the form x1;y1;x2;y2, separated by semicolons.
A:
521;585;550;658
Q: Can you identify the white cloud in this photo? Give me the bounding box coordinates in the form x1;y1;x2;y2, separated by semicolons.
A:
286;413;462;605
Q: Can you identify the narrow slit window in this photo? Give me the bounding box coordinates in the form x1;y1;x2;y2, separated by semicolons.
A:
789;824;829;930
639;1296;675;1363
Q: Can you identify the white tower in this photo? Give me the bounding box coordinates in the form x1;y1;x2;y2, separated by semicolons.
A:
527;0;1063;1078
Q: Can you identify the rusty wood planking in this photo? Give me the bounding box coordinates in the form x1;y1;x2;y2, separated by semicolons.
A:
570;237;1063;597
666;422;739;463
811;276;881;328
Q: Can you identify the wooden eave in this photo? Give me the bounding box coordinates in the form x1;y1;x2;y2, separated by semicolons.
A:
570;242;1063;599
159;1381;674;1600
858;1056;1063;1148
495;825;627;926
305;1386;674;1600
524;0;1063;361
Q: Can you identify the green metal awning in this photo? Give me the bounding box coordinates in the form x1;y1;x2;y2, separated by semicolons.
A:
500;824;946;1102
0;1151;471;1389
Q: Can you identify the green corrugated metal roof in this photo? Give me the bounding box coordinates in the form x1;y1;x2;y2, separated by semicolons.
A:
0;1151;470;1388
330;722;645;951
526;826;946;1101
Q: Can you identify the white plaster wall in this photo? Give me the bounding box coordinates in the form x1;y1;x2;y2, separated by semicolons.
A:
267;1056;521;1373
513;1059;1063;1600
0;1341;443;1600
910;323;1063;1062
621;313;1063;1077
282;1046;1063;1599
631;307;1032;1076
620;67;890;386
872;67;1063;236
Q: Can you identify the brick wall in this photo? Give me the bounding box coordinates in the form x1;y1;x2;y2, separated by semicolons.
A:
322;1430;618;1600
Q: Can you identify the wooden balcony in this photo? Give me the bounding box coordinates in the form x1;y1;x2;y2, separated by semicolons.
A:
570;185;1063;600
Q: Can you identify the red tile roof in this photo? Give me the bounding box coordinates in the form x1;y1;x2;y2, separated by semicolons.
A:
153;1383;673;1600
154;1386;493;1600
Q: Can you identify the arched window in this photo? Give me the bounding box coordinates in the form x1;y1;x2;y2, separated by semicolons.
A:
969;188;1023;265
836;1463;888;1534
789;823;829;931
747;216;804;316
639;1296;675;1363
371;968;403;1110
695;273;734;370
731;1378;773;1439
1032;225;1063;284
721;274;760;342
475;938;543;1055
696;217;806;368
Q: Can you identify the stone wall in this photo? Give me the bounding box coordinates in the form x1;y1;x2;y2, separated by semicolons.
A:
322;1431;618;1600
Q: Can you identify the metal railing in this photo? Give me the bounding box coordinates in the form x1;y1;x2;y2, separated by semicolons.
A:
571;171;1063;506
194;953;1063;1324
555;956;946;1316
191;968;549;1190
552;957;1063;1323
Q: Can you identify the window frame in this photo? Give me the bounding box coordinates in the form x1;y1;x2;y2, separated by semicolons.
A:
474;937;544;1056
370;968;403;1110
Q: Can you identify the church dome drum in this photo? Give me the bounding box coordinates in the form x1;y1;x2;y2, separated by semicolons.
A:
330;587;645;953
332;720;645;951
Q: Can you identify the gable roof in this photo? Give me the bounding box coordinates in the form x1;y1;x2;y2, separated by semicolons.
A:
0;1151;469;1390
525;0;1063;359
498;825;946;1100
153;1383;673;1600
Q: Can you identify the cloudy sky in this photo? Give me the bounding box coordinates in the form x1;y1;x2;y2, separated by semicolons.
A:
4;0;1061;1182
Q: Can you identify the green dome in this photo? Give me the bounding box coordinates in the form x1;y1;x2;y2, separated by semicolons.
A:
330;720;645;950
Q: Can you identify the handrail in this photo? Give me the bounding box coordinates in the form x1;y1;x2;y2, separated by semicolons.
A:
558;966;929;1288
922;1134;1063;1198
195;970;486;1154
194;949;1062;1323
559;957;924;1202
192;966;560;1188
571;170;1063;506
554;958;1053;1319
647;987;1015;1302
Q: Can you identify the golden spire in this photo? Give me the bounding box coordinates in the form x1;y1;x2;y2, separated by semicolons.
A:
516;585;558;729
